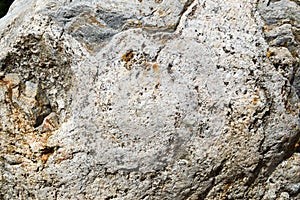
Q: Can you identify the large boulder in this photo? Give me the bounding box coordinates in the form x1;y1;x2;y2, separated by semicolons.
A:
0;0;299;199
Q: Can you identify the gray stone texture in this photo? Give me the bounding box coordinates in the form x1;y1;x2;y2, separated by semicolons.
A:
0;0;299;199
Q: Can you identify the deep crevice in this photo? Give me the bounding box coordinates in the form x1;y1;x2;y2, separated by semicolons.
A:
264;131;300;177
0;0;15;18
173;0;196;32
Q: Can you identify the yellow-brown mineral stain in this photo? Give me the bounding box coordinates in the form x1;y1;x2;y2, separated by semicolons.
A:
122;50;135;70
122;50;134;62
222;183;232;198
158;9;166;17
292;51;298;57
152;63;159;72
295;140;300;149
266;50;274;58
252;97;259;105
262;25;273;32
88;15;105;28
41;153;50;164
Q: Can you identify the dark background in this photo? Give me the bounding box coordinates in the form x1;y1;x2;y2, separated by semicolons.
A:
0;0;15;18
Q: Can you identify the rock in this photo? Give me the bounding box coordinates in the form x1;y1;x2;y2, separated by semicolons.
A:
3;73;20;87
0;0;299;199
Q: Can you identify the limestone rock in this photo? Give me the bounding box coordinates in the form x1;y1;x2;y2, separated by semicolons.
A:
0;0;299;199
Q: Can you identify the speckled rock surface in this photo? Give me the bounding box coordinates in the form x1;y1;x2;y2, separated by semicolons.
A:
0;0;299;199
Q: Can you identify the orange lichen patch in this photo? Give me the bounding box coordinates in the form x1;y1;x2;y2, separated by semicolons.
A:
266;50;275;58
252;97;259;105
152;63;159;72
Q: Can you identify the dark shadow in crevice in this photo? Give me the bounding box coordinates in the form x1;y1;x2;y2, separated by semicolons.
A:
0;0;15;18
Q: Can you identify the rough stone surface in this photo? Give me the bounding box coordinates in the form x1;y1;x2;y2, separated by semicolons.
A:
0;0;299;199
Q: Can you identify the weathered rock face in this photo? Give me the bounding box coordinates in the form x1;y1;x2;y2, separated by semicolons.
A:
0;0;299;199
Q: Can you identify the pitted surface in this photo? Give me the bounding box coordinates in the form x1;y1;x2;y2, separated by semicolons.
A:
0;0;299;199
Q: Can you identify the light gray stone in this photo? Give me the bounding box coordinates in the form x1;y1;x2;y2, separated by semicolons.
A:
0;0;299;199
